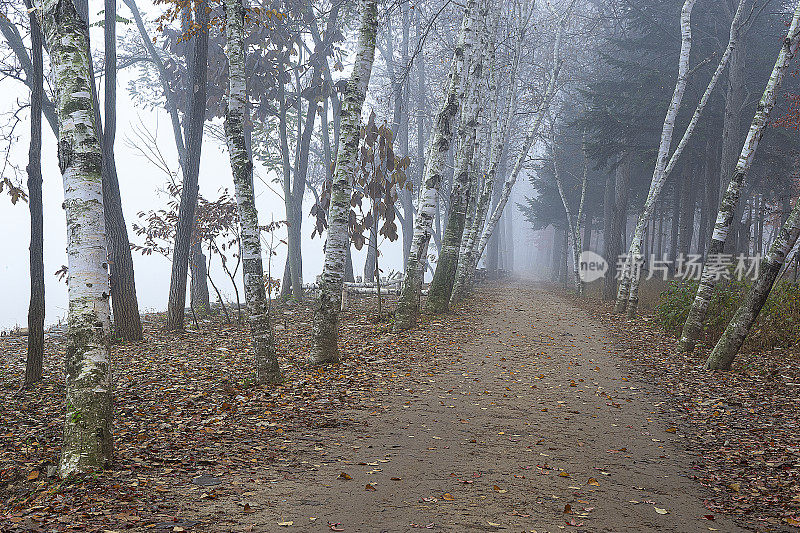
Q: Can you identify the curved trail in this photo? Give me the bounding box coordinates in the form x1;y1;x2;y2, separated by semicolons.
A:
203;284;747;532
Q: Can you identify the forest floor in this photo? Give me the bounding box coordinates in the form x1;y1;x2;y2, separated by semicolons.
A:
1;282;798;532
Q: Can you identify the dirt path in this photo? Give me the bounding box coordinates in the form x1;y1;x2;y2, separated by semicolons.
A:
197;284;748;532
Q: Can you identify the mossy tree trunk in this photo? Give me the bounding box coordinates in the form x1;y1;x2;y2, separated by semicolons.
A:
393;0;480;331
310;0;378;364
706;199;800;370
39;0;113;477
224;0;280;383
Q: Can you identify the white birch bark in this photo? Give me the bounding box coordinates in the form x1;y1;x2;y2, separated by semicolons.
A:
425;3;491;314
706;199;800;370
617;0;747;317
393;0;480;331
224;0;280;383
310;0;377;363
475;1;571;263
679;0;800;352
450;2;530;305
614;0;696;314
39;0;113;477
552;129;589;297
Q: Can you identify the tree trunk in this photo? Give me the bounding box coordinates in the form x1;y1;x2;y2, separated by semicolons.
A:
224;0;280;383
25;1;45;387
718;14;747;210
394;0;480;331
475;4;569;265
166;1;209;330
616;0;697;314
278;82;303;301
190;241;210;315
617;0;746;316
609;154;630;307
451;9;526;305
677;161;696;257
310;0;378;363
415;7;426;195
679;2;800;352
40;0;113;477
706;199;800;370
669;180;681;265
427;8;492;313
656;197;664;258
756;195;764;254
364;226;377;281
551;227;564;282
101;0;142;341
601;172;615;299
400;3;413;264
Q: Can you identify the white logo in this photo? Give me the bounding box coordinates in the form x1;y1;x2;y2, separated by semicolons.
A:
578;251;608;283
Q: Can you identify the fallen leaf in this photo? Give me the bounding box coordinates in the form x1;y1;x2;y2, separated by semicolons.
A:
338;472;352;480
365;483;377;491
587;477;599;486
277;521;294;527
442;493;455;501
654;507;668;515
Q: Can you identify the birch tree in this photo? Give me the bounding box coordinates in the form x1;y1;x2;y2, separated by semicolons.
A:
706;199;800;370
393;0;480;331
425;2;491;314
38;0;113;476
615;0;749;317
475;0;572;264
679;1;800;352
224;0;280;383
551;124;588;296
450;2;531;305
310;0;377;364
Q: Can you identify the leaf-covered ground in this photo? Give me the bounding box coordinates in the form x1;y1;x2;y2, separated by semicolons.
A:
2;284;798;532
0;296;457;532
580;294;800;531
